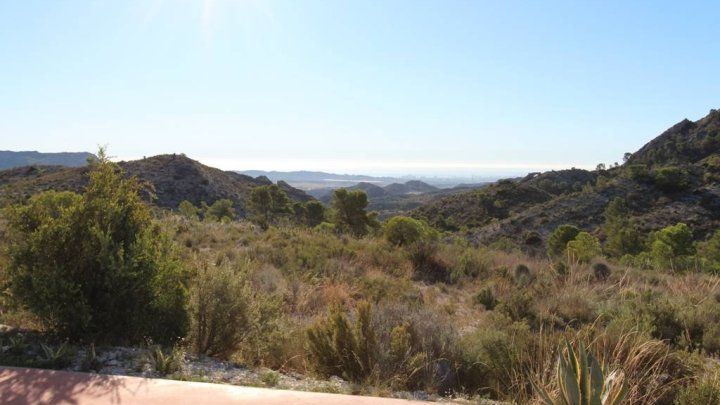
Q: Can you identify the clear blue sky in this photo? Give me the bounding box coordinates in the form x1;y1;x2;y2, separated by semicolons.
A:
1;1;719;176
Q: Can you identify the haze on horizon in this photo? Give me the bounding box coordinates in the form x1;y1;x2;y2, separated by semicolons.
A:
1;1;719;177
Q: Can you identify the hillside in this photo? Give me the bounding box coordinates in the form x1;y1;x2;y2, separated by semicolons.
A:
414;109;720;246
0;154;311;215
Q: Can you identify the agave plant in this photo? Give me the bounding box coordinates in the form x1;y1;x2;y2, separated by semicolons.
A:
534;340;628;405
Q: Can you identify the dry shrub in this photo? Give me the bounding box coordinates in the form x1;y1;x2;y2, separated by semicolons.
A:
589;329;696;405
546;292;596;328
409;242;450;283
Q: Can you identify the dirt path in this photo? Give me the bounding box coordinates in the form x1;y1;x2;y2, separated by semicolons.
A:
0;366;432;404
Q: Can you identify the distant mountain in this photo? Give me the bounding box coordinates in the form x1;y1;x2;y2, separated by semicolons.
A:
0;154;312;215
237;170;395;184
385;180;439;195
413;109;720;248
237;170;501;190
0;150;96;170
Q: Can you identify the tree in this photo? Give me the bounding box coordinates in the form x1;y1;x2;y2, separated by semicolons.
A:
384;216;438;246
649;223;695;270
547;224;581;257
596;163;606;171
566;232;602;263
248;185;290;227
603;197;643;257
291;202;307;224
331;188;378;237
5;149;188;343
623;152;632;163
305;200;326;227
178;200;199;220
205;199;235;222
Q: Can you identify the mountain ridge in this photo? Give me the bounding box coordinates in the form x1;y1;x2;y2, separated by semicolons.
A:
0;150;96;170
412;109;720;248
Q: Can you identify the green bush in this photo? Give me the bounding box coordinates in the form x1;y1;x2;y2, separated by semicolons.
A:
178;200;199;220
458;322;532;399
649;223;696;270
189;263;249;358
625;164;649;180
204;199;235;222
654;166;689;192
547;224;581;257
4;151;188;343
566;232;602;263
383;216;437;246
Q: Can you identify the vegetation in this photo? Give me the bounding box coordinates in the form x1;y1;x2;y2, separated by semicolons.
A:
331;188;379;236
534;341;627;405
548;224;581;257
3;150;188;343
383;215;437;246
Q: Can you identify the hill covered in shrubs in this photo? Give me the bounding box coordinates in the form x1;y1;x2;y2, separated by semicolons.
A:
0;153;311;216
413;109;720;250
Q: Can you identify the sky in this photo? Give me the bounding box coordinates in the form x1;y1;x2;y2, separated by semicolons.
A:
1;1;719;176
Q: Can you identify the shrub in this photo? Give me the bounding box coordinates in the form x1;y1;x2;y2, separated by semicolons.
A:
524;231;542;246
514;264;533;286
178;200;199;220
554;261;568;276
4;151;188;343
549;293;596;328
305;301;376;382
189;263;249;358
592;262;611;281
675;381;720;404
547;224;581;257
698;230;720;273
452;249;491;281
143;344;185;376
205;199;235;222
498;292;536;323
626;164;649;180
458;322;533;399
473;287;498;310
649;223;696;270
384;216;437;246
566;232;602;263
408;242;450;283
654;166;689;192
